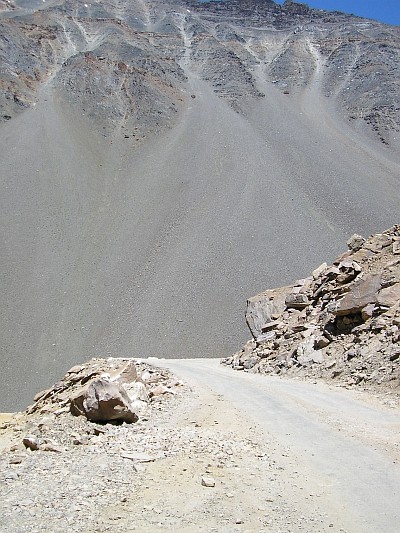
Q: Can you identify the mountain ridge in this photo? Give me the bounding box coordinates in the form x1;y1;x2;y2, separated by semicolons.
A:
0;0;399;145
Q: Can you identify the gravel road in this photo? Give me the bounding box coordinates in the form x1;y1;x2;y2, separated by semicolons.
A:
152;358;400;533
1;357;399;532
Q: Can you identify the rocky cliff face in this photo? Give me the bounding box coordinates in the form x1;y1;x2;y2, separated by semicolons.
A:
0;0;399;144
223;226;400;392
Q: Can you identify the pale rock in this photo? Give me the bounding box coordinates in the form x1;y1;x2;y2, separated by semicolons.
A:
133;463;147;473
365;234;392;252
124;381;149;403
256;331;276;343
347;234;365;252
312;262;328;279
33;388;52;402
72;434;88;445
41;442;63;453
121;451;155;462
70;378;138;424
297;338;316;365
260;320;280;332
335;273;381;315
361;303;376;321
285;293;310;309
377;283;400;308
66;365;85;374
23;435;39;451
9;455;24;464
130;399;149;413
149;384;174;398
5;470;19;481
315;335;330;349
140;370;152;382
109;360;139;385
201;475;216;487
246;285;293;338
243;355;259;370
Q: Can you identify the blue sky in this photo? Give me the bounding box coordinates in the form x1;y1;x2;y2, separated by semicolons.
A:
276;1;400;25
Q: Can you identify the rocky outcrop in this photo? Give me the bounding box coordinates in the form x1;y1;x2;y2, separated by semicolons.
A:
28;357;182;425
222;226;400;390
0;0;399;144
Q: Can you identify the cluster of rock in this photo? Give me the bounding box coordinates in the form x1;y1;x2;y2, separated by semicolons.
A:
222;226;400;393
22;357;183;438
0;358;191;530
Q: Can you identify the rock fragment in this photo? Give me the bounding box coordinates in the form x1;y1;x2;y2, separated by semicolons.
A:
22;435;39;451
70;378;138;424
347;234;365;252
201;475;216;487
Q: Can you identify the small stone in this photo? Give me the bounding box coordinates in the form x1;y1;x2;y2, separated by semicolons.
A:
9;455;24;464
285;293;310;309
66;364;85;374
72;434;88;445
315;335;330;349
312;262;328;279
133;463;147;473
33;388;52;402
109;360;138;384
201;475;216;487
23;435;39;451
361;303;375;321
150;384;174;398
5;470;19;481
377;283;400;308
41;442;63;453
347;234;365;251
121;451;155;463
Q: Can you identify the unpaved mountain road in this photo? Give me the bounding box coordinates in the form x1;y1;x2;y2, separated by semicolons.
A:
145;358;400;533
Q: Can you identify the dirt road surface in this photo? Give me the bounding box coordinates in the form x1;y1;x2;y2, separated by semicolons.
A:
137;358;400;533
2;358;400;532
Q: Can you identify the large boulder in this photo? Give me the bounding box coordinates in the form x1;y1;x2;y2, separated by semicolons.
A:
70;378;138;424
334;273;382;316
245;285;293;338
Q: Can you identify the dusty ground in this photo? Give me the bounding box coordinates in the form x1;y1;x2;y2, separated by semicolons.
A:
1;358;400;532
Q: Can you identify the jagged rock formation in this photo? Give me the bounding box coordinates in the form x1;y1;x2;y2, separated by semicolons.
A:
222;226;400;391
0;0;399;144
